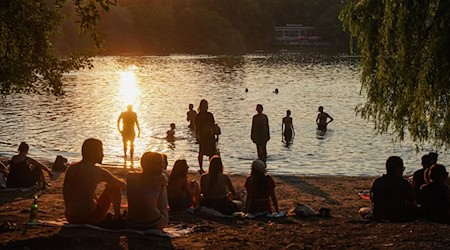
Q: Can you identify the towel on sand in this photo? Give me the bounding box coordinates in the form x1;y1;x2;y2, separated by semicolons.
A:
26;219;192;238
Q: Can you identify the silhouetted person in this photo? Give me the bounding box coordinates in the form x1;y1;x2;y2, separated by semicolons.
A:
245;88;248;93
273;88;279;94
316;106;333;131
422;164;449;224
186;104;197;130
7;142;53;188
166;123;176;142
411;154;433;205
195;99;217;174
63;138;126;224
200;156;241;215
244;160;279;214
117;105;140;166
251;104;270;162
282;110;295;143
127;151;169;230
425;152;440;184
359;156;416;222
167;159;200;211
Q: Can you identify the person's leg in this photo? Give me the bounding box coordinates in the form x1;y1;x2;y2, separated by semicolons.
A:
261;142;267;162
95;184;122;221
198;153;204;173
130;138;135;166
358;207;372;220
256;144;262;160
122;139;128;162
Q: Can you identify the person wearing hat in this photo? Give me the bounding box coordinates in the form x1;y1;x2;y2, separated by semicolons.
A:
244;160;279;214
167;159;200;211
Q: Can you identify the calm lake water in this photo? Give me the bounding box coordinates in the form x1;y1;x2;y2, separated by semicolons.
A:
0;54;447;176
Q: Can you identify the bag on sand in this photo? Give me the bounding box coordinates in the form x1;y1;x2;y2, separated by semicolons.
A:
52;155;68;172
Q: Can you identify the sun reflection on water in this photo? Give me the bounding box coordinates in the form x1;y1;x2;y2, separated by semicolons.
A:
119;68;139;107
117;66;144;168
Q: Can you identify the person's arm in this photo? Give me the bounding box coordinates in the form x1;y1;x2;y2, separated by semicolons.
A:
269;177;279;212
225;175;236;196
292;120;295;136
281;119;285;141
265;115;270;141
327;114;334;124
100;168;127;190
251;117;256;143
156;185;169;229
135;114;141;138
27;157;53;179
316;114;320;125
0;161;8;176
187;111;190;122
182;178;197;196
117;114;122;133
243;178;252;213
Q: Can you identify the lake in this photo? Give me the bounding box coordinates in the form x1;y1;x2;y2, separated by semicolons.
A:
0;54;447;176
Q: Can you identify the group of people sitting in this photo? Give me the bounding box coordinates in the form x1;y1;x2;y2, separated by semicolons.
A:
359;153;449;224
62;138;279;229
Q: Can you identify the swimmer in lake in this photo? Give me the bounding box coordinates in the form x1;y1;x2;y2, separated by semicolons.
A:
167;123;176;142
282;110;295;143
187;104;197;130
316;106;333;131
117;105;140;167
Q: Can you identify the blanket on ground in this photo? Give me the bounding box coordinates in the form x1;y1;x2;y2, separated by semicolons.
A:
26;219;192;238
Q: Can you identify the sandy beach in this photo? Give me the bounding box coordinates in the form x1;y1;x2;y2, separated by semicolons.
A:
1;164;450;249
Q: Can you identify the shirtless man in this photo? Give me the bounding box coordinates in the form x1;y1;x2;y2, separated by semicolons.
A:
186;104;197;130
63;138;126;224
117;105;140;166
282;110;295;143
316;106;333;131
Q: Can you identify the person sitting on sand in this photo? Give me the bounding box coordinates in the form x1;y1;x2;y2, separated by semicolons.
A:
424;152;439;184
167;159;200;212
127;152;168;230
411;154;433;205
7;142;53;189
244;160;279;214
166;123;176;142
187;104;197;130
359;156;416;222
421;164;449;224
316;106;333;131
200;156;241;215
63;139;126;224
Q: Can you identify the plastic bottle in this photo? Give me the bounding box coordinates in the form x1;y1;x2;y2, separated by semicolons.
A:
29;195;38;223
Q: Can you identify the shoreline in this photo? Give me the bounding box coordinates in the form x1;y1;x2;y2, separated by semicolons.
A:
2;166;450;249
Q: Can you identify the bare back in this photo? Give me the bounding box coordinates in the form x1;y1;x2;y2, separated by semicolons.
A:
200;173;233;199
63;162;114;216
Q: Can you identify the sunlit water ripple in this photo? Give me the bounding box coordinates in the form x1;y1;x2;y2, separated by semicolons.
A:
0;54;447;176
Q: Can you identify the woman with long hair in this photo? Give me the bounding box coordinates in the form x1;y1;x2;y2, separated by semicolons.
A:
195;99;217;174
244;160;279;214
200;156;240;215
127;151;168;230
7;142;53;188
167;159;200;211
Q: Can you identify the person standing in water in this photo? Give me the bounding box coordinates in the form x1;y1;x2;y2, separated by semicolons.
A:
251;104;270;162
195;99;217;174
117;105;141;167
316;106;333;131
282;110;295;143
187;104;197;130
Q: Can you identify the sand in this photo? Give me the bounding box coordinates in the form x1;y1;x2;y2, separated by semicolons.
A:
1;165;450;249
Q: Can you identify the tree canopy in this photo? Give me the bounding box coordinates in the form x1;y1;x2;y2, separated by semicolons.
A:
0;0;114;95
340;0;450;148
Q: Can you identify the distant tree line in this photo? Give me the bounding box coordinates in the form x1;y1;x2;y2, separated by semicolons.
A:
54;0;349;54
